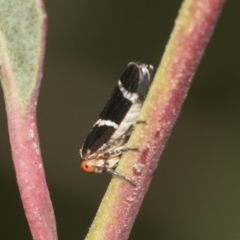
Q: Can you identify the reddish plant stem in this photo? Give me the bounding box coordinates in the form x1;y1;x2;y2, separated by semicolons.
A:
1;1;57;239
6;105;57;240
85;0;225;239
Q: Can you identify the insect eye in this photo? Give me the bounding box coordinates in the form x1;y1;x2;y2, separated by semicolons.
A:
81;161;95;173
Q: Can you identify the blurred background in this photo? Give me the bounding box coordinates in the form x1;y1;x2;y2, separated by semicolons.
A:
0;0;240;239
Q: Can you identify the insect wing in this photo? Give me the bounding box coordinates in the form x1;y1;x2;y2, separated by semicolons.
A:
81;62;152;157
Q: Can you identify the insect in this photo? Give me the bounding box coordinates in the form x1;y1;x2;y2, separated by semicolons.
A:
79;62;153;185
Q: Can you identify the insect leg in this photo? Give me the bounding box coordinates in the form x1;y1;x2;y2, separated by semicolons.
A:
99;125;134;153
99;121;146;157
102;145;139;158
103;165;136;186
136;120;147;124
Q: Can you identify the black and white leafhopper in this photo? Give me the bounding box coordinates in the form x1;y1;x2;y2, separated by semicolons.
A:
79;62;153;185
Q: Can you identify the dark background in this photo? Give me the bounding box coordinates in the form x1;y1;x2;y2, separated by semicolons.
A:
1;1;240;239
